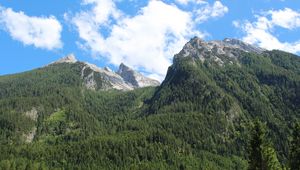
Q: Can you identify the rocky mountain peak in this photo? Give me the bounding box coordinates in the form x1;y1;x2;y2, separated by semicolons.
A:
176;37;265;65
117;63;160;88
81;62;133;91
118;62;131;73
50;56;159;91
222;38;265;53
54;54;77;64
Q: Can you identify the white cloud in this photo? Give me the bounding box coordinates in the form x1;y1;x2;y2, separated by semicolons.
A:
195;1;228;23
81;0;121;24
69;0;227;81
104;1;201;78
0;6;62;50
268;8;300;29
235;8;300;54
68;0;121;55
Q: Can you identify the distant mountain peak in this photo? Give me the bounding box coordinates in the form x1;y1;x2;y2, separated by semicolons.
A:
118;63;132;74
49;55;159;91
54;54;77;64
118;63;132;73
117;63;160;88
81;62;133;91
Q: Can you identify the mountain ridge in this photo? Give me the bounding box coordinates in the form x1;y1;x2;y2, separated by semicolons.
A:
176;37;265;66
49;54;160;91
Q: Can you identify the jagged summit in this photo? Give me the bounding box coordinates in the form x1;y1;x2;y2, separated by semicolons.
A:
222;38;265;53
117;63;160;88
183;37;264;55
81;62;133;91
54;54;77;64
176;37;265;65
117;63;132;74
50;55;159;91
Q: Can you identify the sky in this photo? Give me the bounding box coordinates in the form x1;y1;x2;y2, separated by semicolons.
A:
0;0;300;81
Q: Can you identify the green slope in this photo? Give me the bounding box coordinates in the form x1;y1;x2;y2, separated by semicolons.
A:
148;49;300;164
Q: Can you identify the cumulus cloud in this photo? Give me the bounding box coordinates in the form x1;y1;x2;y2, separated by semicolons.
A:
195;1;228;23
104;1;201;78
234;8;300;54
269;8;300;29
68;0;121;55
69;0;227;81
0;6;62;50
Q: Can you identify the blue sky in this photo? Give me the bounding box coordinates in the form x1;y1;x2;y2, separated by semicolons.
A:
0;0;300;80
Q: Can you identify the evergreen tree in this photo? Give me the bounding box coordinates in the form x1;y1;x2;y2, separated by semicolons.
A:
248;119;281;170
290;121;300;170
248;119;266;170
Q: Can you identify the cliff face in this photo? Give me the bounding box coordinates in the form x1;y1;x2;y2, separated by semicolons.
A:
175;37;265;66
117;63;160;88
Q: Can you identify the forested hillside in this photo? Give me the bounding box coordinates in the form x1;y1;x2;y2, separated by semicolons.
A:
0;38;299;169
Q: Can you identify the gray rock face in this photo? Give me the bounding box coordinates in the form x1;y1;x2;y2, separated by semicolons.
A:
24;107;38;121
23;107;38;143
52;55;160;91
117;63;160;88
176;37;265;66
81;62;133;91
23;127;37;143
222;38;265;54
53;54;77;64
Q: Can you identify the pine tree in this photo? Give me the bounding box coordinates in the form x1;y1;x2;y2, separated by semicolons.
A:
248;119;265;170
290;121;300;170
248;119;282;170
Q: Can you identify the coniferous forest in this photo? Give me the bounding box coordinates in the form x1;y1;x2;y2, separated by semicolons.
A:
0;47;300;169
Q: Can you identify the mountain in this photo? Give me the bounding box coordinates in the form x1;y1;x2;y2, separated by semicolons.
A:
0;37;299;169
148;36;300;162
176;37;265;65
117;63;160;88
51;54;159;91
52;53;78;64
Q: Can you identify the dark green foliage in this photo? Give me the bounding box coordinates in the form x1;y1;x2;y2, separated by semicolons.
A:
0;49;299;169
290;122;300;170
248;119;282;170
248;120;266;170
